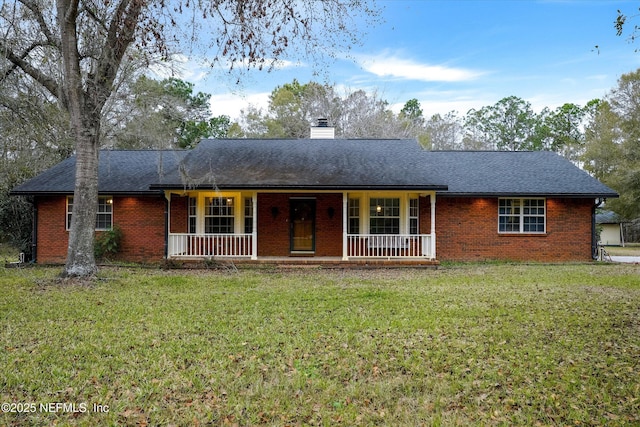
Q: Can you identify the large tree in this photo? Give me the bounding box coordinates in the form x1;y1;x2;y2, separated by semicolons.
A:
584;69;640;219
235;80;417;139
247;79;340;138
422;111;463;150
109;76;230;149
0;0;378;277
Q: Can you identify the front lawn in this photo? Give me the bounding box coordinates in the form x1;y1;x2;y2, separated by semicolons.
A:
1;264;639;426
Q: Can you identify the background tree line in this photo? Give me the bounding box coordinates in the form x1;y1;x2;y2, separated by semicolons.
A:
229;77;637;221
3;68;640;256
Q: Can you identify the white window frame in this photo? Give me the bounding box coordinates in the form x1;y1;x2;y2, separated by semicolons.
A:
369;197;401;234
409;198;419;234
348;198;360;234
204;196;235;234
244;197;253;234
498;198;546;234
66;196;113;231
188;196;197;233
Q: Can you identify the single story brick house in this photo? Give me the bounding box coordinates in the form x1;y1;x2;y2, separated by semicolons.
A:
11;129;618;264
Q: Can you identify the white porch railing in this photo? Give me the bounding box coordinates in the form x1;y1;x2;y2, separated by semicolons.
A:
347;234;434;259
167;233;434;260
168;233;253;258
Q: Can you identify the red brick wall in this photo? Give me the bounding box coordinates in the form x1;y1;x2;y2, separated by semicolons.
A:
112;196;166;262
34;193;595;264
435;197;594;262
257;193;343;257
35;196;68;264
35;195;166;264
170;195;188;233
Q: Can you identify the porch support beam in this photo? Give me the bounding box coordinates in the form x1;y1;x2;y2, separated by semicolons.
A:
342;192;348;260
251;192;258;260
430;193;436;259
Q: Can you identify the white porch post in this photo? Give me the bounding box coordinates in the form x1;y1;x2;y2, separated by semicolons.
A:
342;192;348;260
251;192;258;260
430;193;436;259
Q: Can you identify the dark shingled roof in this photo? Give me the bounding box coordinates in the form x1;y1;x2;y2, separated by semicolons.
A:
427;150;618;197
596;210;624;224
10;150;186;195
156;138;448;190
11;138;618;198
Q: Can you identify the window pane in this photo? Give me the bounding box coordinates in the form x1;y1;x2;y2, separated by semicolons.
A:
524;216;545;232
349;218;360;234
348;198;360;234
96;214;111;230
95;197;112;230
67;197;73;229
370;218;399;234
410;218;418;235
244;197;253;234
499;198;545;233
205;197;234;233
67;196;112;230
369;198;400;234
499;215;520;232
409;198;418;234
188;197;197;233
205;217;234;233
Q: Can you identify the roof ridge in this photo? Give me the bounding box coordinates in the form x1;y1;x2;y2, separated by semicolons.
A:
99;148;185;152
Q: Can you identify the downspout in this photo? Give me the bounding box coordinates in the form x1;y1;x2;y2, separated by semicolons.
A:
592;198;604;259
31;197;37;263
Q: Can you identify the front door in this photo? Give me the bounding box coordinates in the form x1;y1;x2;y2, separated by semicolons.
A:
290;199;315;252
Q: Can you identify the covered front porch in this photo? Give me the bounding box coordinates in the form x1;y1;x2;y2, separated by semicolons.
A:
165;190;437;262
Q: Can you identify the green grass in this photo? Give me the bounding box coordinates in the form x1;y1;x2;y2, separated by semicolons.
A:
1;264;639;426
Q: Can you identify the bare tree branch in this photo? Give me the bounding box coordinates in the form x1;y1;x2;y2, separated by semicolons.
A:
0;40;61;100
19;0;59;48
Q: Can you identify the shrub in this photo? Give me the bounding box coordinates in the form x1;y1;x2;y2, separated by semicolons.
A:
94;225;123;260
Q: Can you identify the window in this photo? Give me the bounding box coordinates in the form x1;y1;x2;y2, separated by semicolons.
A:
369;198;400;234
66;196;113;230
348;198;360;234
409;198;419;234
205;197;234;233
244;197;253;234
499;198;545;233
188;197;197;234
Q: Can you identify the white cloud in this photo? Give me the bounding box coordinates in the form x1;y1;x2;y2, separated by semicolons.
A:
209;92;271;120
148;54;208;83
358;53;484;82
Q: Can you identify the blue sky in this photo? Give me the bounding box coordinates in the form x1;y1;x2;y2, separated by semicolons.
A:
174;0;640;120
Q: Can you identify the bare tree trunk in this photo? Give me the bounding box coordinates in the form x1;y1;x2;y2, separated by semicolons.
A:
58;0;98;277
64;116;100;277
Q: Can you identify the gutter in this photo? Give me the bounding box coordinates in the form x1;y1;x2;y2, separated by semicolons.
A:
436;192;620;199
